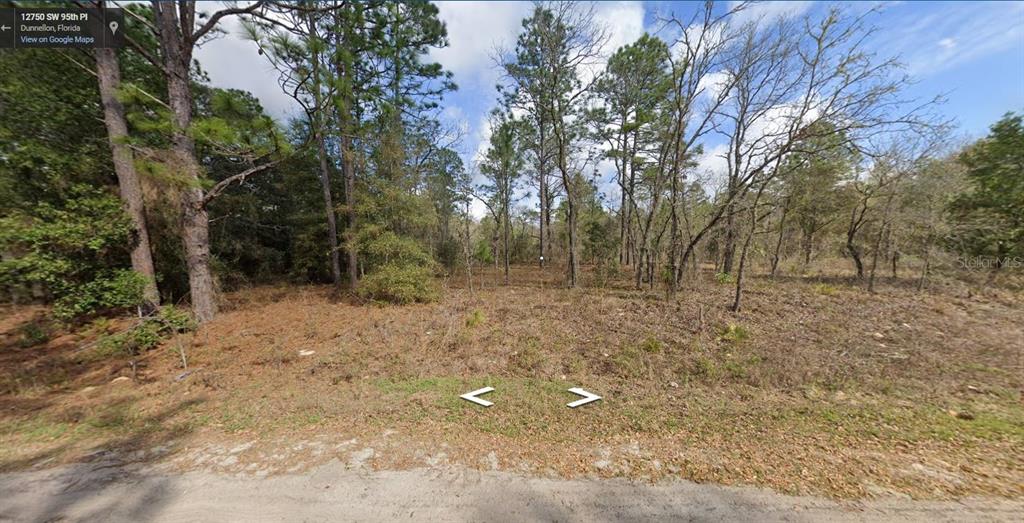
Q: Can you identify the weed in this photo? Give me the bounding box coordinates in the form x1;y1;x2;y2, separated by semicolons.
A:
89;306;196;359
465;309;485;328
613;345;646;379
638;337;663;354
718;323;750;343
722;358;749;379
715;272;735;284
692;356;718;380
87;317;115;336
813;283;839;296
86;404;134;432
510;340;543;373
16;322;50;348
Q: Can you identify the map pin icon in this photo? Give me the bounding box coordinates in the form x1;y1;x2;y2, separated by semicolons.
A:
109;21;119;35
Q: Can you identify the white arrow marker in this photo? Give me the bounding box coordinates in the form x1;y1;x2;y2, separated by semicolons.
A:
566;387;601;408
460;386;495;407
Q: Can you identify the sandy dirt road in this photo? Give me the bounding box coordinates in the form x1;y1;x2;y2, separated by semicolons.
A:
1;459;1022;522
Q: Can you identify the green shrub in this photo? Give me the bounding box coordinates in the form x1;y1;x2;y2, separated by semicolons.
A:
715;272;735;284
360;231;434;268
510;339;543;373
473;239;494;264
613;344;647;378
96;322;162;358
357;229;439;305
812;283;839;296
52;270;146;321
638;337;663;353
154;304;197;332
92;306;195;359
0;186;146;320
17;322;51;348
693;355;719;379
718;323;750;343
465;309;485;327
357;264;439;304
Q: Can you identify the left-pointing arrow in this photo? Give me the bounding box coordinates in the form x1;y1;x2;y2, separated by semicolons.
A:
460;386;495;407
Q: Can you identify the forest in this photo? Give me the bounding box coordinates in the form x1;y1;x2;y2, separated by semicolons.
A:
0;0;1022;508
1;1;1020;322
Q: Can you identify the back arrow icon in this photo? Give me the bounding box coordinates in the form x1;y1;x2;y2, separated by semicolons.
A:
1;25;11;32
460;386;495;407
566;387;601;408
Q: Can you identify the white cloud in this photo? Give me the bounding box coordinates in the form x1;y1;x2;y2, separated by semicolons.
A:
877;2;1024;76
695;143;730;193
430;1;532;86
595;1;647;57
472;114;494;166
729;1;813;25
575;1;647;85
193;15;300;122
441;105;471;138
696;71;730;100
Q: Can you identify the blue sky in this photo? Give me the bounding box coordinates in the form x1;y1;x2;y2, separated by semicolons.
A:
194;1;1024;214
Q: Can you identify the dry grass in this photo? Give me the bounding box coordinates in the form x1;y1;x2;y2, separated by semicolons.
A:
1;264;1022;500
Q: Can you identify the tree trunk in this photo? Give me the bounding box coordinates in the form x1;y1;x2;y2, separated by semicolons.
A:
867;224;884;292
503;201;510;285
668;174;680;295
332;13;359;290
492;223;500;270
868;191;896;292
95;47;159;308
566;197;579;288
802;229;814;266
307;12;342;288
722;201;736;274
341;137;358;289
917;231;933;291
538;120;547;268
555;116;578;287
731;221;755;312
848;240;865;279
154;2;217;323
539;169;546;268
316;137;343;287
732;185;767;312
464;200;474;294
769;205;787;278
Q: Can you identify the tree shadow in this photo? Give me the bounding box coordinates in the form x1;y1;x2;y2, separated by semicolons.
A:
0;311;147;416
0;397;203;522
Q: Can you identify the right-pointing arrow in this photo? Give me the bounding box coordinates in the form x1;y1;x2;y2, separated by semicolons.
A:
566;387;601;408
460;386;495;407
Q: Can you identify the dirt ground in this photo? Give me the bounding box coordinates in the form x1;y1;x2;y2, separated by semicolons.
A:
1;264;1022;501
4;458;1024;523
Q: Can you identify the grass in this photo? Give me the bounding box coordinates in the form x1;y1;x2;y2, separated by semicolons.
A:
16;322;50;348
813;282;840;296
718;323;750;343
1;265;1022;499
465;309;485;328
373;376;580;438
